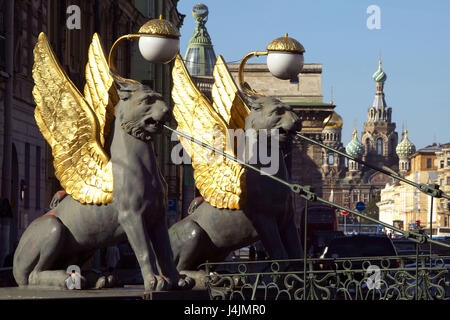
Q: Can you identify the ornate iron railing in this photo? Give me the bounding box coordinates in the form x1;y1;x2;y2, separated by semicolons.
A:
200;256;450;300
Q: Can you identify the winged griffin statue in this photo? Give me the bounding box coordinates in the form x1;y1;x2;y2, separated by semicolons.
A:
12;33;193;292
168;54;304;272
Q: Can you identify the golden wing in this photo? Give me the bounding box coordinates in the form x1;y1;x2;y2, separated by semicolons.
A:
33;32;113;205
211;55;250;130
84;33;119;147
172;55;246;210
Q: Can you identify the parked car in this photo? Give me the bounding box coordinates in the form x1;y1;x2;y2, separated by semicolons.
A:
299;203;339;257
319;234;399;272
320;234;398;259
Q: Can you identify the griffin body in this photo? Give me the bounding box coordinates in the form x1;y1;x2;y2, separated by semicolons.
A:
167;56;303;271
13;33;193;291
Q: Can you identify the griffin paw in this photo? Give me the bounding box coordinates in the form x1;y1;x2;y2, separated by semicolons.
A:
176;275;195;290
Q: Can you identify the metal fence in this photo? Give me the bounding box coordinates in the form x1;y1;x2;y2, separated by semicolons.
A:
200;255;450;300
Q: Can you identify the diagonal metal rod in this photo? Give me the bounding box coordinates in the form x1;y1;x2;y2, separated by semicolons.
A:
164;126;450;249
295;132;450;201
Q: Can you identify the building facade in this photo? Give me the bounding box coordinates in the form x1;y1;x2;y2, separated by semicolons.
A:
377;143;450;236
436;143;450;229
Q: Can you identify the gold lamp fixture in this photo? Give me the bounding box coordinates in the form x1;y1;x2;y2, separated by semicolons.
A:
108;15;180;78
238;33;305;93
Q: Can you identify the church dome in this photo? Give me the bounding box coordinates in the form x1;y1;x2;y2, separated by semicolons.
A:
372;60;387;83
346;129;365;158
323;111;343;129
396;130;416;158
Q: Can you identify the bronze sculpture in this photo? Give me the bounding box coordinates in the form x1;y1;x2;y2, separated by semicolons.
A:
168;55;304;271
13;33;193;292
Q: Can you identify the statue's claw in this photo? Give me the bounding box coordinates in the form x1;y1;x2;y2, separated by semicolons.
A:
177;275;195;290
149;275;172;291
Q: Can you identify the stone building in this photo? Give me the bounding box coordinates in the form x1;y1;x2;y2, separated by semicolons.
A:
0;0;184;262
377;143;448;236
436;143;450;229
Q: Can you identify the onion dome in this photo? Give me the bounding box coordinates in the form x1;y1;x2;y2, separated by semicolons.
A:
396;130;416;158
323;111;343;129
372;59;387;83
346;129;365;158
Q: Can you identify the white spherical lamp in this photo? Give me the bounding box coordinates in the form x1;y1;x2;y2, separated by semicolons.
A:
138;36;179;64
266;34;305;80
138;16;180;64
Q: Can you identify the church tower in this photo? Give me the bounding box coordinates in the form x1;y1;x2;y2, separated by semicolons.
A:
361;58;398;168
184;4;216;77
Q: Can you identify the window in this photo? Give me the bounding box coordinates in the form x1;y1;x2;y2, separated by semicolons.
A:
441;179;445;187
353;193;358;202
204;48;216;76
427;158;432;169
441;160;445;169
328;153;334;165
185;48;200;75
377;138;383;155
447;158;450;167
447;176;450;185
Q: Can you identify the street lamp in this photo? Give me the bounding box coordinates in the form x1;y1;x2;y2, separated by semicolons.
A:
238;33;305;93
107;14;180;78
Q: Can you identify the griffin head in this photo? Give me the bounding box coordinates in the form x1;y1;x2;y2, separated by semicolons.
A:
114;78;170;141
244;95;302;143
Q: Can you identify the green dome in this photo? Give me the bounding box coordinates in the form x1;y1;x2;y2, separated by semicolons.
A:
346;129;365;158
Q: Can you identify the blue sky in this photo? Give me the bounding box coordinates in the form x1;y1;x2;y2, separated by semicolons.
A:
176;0;450;149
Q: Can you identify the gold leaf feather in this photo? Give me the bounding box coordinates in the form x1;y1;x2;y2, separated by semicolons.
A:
33;32;114;205
172;55;247;210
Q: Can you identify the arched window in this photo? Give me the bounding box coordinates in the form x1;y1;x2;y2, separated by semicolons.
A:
377;138;383;155
328;153;334;165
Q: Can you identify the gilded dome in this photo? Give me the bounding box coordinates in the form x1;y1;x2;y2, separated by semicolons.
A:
323;112;343;129
396;130;416;158
346;129;365;158
266;34;305;54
